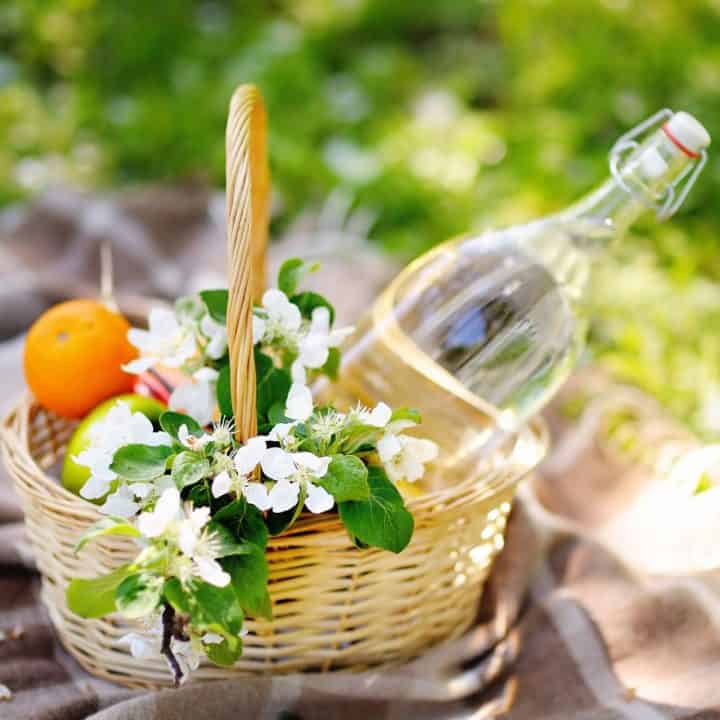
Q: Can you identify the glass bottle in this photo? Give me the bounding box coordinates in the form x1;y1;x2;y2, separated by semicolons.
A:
316;110;711;491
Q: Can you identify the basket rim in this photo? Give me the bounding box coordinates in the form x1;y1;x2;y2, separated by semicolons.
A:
1;392;548;534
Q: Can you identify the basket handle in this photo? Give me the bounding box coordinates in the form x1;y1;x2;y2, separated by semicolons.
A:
225;84;270;441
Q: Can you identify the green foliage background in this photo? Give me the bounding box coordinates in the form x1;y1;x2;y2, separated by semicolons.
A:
2;0;720;435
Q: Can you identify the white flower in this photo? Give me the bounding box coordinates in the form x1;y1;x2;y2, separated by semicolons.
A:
200;314;227;360
118;631;158;660
136;488;230;587
178;423;211;450
378;432;438;484
290;306;353;383
211;437;271;511
261;448;334;514
667;445;720;495
99;484;140;517
285;383;314;421
180;418;235;451
169;367;219;427
252;289;302;345
309;410;348;442
118;619;199;682
353;401;392;428
75;401;171;501
124;307;197;374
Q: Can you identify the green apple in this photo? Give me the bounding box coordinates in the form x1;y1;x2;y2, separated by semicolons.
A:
61;393;167;497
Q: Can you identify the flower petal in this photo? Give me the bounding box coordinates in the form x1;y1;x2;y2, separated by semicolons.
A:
261;447;295;481
79;472;113;500
118;632;157;659
211;471;232;498
267;422;296;443
304;482;334;514
194;557;230;587
293;452;331;478
137;488;180;537
310;306;331;334
252;315;266;344
178;520;198;556
403;436;439;464
243;481;271;511
377;432;402;462
285;383;313;421
269;480;299;513
122;357;157;374
234;437;267;475
99;487;140;518
367;402;392;428
148;307;179;335
290;358;307;384
298;335;330;369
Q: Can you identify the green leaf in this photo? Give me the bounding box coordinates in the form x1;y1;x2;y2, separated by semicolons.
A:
160;411;203;441
217;363;233;419
74;517;141;554
204;635;243;666
171;451;210;489
163;577;190;614
290;291;335;325
338;467;414;553
226;544;272;620
207;522;254;559
319;455;369;502
116;573;164;619
110;444;173;480
213;498;247;524
190;580;244;637
254;348;273;378
322;347;341;380
278;258;319;296
390;408;421;425
256;366;291;418
214;502;269;552
66;564;134;618
200;289;229;324
239;505;269;551
184;480;211;508
268;401;290;426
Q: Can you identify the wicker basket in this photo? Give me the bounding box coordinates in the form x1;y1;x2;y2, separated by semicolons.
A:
0;85;548;689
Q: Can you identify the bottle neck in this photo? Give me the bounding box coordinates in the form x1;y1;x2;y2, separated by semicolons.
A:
558;126;699;247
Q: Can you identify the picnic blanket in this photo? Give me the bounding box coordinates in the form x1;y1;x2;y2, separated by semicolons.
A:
1;187;719;719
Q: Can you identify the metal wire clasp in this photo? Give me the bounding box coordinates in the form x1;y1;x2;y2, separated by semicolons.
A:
609;108;707;220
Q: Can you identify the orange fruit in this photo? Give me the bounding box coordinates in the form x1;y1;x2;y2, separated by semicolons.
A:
24;299;138;419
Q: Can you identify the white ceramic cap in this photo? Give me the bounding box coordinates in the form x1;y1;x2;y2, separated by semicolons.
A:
664;111;711;156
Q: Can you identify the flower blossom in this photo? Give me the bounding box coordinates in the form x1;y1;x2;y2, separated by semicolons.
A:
75;401;171;504
667;444;720;496
211;437;272;511
290;306;354;383
118;615;199;682
261;448;334;514
285;382;314;421
178;418;234;451
378;433;439;484
124;308;197;374
137;488;230;587
355;402;439;484
169;367;219;426
200;314;227;360
252;289;302;346
252;290;353;384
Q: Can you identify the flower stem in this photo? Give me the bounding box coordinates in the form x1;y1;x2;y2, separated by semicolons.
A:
161;603;184;687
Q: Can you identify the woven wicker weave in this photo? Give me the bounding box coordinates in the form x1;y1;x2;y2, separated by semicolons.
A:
0;84;547;689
